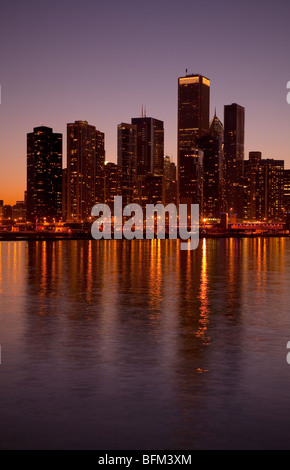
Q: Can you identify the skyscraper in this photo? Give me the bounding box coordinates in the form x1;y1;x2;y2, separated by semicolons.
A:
198;112;224;219
224;103;245;220
284;169;290;215
104;162;122;212
257;159;285;222
131;116;164;176
67;121;104;223
178;74;210;207
244;151;262;221
117;123;137;206
27;126;62;222
96;130;105;204
179;148;204;209
244;153;285;222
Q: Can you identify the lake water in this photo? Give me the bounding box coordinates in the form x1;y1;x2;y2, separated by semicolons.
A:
1;238;290;450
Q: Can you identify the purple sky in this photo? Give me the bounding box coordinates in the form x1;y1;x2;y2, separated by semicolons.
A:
0;0;290;204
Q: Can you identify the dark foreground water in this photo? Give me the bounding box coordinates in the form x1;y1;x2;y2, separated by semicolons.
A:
1;238;290;450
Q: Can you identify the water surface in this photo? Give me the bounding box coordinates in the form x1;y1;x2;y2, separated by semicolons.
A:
1;238;290;449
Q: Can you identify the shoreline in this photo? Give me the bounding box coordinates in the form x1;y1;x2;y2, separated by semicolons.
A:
0;231;289;242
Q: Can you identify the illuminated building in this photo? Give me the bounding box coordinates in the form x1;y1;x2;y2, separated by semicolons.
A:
224;103;245;220
178;74;210;207
131;116;164;176
284;169;290;214
27;126;62;222
66;121;105;222
257;159;284;222
96;130;105;203
117;123;137;206
244;153;285;222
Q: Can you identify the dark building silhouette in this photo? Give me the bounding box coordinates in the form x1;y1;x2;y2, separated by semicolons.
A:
198;111;224;219
12;201;27;221
66;121;104;222
62;168;67;220
3;205;12;220
131;116;164;177
163;156;177;205
224;103;245;220
27;126;62;222
244;152;262;221
138;174;163;206
178;74;210;208
179;148;204;211
117;123;137;206
104;162;122;211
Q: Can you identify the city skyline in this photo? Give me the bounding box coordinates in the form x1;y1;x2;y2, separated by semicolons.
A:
1;0;290;205
1;90;290;209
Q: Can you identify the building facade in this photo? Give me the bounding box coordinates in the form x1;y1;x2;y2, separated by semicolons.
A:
27;126;62;222
131;117;164;177
117;123;138;206
66;121;104;222
198;112;224;219
224;103;245;220
178;74;210;208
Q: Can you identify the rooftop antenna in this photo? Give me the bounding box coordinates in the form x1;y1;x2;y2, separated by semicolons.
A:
144;106;147;118
186;68;188;76
141;105;144;118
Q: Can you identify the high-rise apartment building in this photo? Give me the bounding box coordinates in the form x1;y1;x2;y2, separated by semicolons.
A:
131;117;164;176
27;126;62;222
178;74;210;207
257;159;284;222
284;169;290;214
66;121;105;222
224;103;245;220
244;153;285;222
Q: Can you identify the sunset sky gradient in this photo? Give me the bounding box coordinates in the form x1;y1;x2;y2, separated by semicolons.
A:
1;0;290;205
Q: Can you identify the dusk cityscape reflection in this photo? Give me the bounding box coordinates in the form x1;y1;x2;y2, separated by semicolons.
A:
1;238;290;449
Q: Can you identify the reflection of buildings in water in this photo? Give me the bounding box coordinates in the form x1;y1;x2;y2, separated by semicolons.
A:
0;242;26;296
148;239;162;314
240;237;286;316
196;238;210;345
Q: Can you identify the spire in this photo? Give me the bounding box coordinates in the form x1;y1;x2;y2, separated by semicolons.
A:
209;111;223;137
